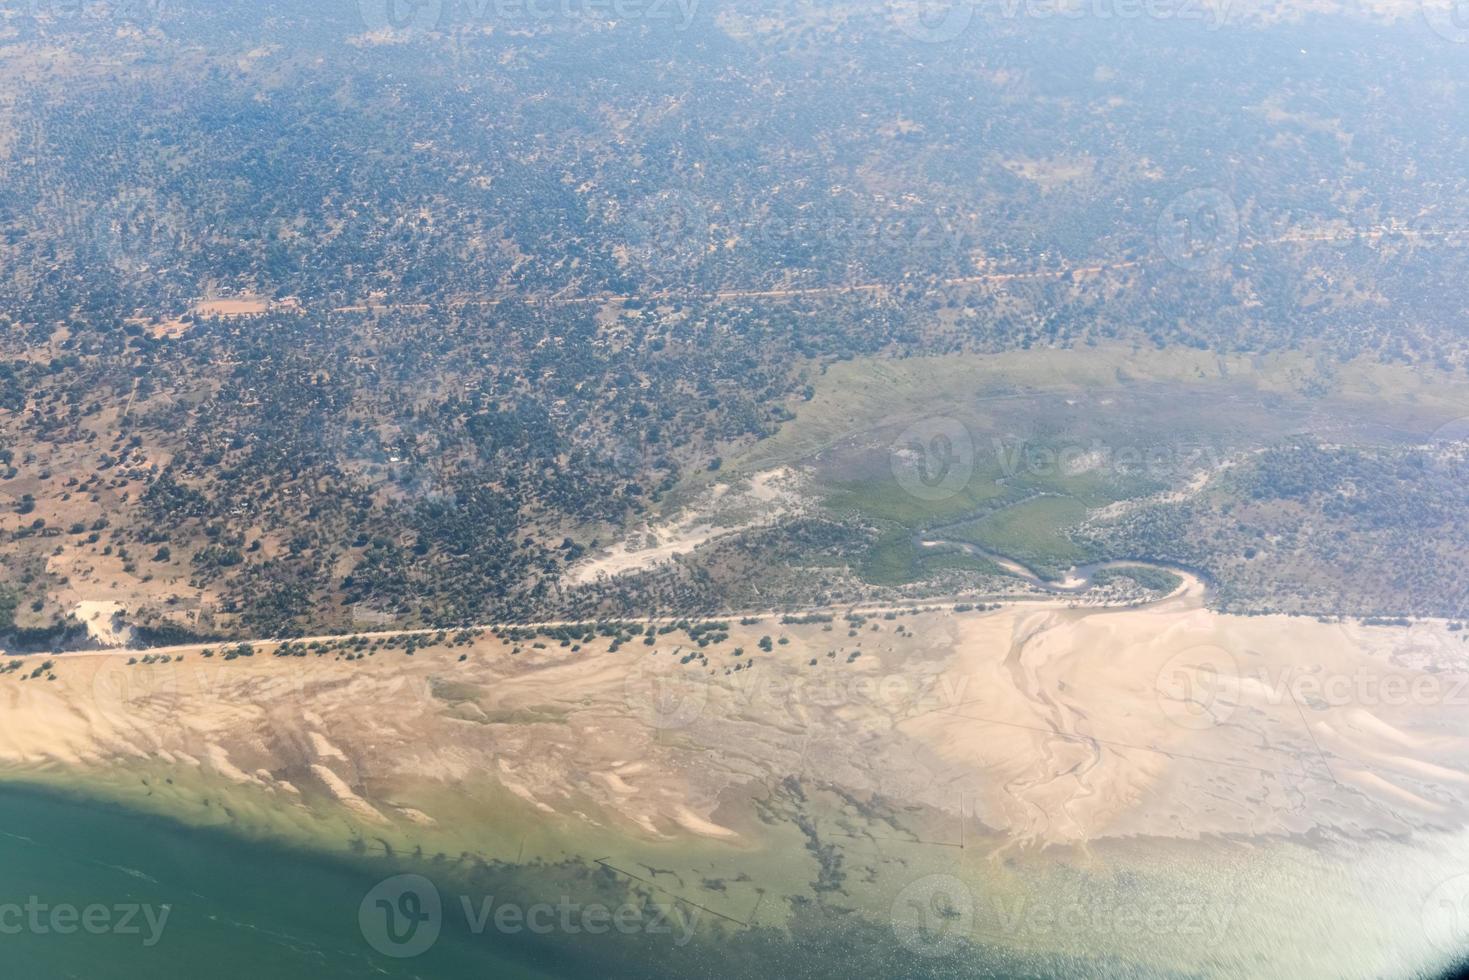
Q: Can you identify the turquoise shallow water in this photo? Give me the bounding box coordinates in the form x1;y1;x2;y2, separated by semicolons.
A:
0;784;558;980
0;783;1046;980
27;779;1457;980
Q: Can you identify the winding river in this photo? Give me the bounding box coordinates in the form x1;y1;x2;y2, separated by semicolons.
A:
916;527;1206;597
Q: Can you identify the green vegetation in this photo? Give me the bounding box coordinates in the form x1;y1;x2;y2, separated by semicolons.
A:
939;497;1090;580
718;346;1469;602
855;528;1008;586
5;9;1469;632
1083;441;1469;616
1090;566;1184;595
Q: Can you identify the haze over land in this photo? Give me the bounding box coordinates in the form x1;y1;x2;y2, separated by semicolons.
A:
0;0;1468;977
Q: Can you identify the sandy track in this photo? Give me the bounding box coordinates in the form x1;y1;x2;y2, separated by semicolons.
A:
7;568;1465;855
324;222;1459;316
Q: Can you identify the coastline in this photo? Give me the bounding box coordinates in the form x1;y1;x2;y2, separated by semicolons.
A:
3;591;1469;977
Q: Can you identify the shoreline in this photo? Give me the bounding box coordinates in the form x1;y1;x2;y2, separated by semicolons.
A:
2;592;1469;977
12;555;1199;663
4;765;1468;980
17;543;1463;664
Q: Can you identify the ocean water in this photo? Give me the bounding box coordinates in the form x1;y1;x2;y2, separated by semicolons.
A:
0;782;1051;980
7;780;1462;980
0;785;558;980
0;784;899;980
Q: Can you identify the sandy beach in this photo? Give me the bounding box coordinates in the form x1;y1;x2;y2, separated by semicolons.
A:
2;582;1469;976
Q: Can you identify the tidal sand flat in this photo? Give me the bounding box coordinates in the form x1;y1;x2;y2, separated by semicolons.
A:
3;583;1469;977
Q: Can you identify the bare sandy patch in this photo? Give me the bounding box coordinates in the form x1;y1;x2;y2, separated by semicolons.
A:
569;466;807;584
72;600;135;647
0;592;1467;978
192;297;268;318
